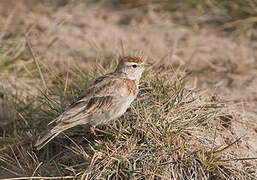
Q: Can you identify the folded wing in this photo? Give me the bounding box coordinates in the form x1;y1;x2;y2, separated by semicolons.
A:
35;75;122;150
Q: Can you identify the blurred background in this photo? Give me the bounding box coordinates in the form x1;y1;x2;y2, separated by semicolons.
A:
0;0;257;178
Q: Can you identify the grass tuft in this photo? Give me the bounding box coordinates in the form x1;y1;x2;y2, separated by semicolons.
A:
0;0;256;179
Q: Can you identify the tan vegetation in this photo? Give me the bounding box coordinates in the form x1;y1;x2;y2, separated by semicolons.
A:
0;0;257;179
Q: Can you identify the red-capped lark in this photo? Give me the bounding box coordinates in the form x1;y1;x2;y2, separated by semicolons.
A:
35;57;150;150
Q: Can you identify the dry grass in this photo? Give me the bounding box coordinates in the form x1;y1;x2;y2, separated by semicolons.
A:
0;0;257;179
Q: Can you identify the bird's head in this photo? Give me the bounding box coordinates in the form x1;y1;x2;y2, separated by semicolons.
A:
115;57;150;83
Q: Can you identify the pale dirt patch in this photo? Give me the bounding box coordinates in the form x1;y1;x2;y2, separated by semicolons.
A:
0;0;256;178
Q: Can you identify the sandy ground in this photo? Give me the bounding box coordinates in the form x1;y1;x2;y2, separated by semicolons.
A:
0;0;256;178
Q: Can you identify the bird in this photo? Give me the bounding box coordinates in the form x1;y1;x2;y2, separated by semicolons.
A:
35;56;150;150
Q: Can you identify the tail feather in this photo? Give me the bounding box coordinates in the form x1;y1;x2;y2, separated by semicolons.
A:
35;120;84;150
35;130;61;150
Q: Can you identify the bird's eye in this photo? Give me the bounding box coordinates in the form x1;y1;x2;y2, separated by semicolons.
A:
132;64;137;68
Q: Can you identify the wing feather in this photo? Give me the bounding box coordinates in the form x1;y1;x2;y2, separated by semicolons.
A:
51;74;122;124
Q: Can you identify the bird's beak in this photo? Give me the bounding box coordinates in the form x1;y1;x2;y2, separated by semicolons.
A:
143;62;153;67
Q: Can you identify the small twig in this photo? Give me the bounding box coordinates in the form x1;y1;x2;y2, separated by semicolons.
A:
27;40;48;91
213;136;243;154
213;16;257;32
219;157;257;162
120;38;125;57
31;162;43;179
64;58;70;93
